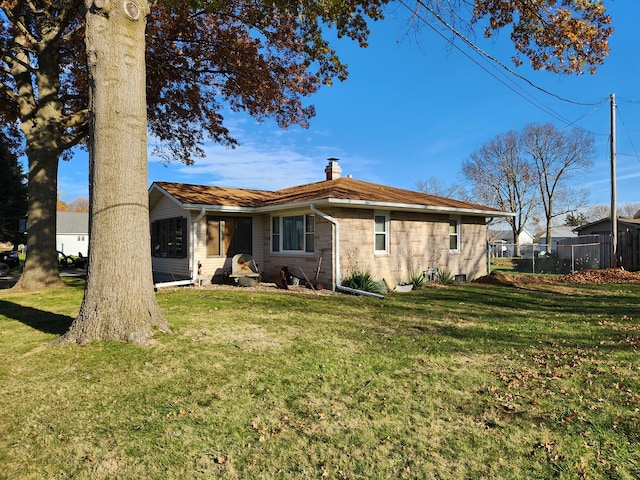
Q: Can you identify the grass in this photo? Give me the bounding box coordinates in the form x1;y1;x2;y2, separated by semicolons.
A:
0;279;639;479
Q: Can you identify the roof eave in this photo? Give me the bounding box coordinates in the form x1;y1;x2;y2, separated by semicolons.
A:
258;197;512;217
180;204;257;213
322;198;512;217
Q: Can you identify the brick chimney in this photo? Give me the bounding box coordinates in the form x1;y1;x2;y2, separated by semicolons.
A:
325;158;342;181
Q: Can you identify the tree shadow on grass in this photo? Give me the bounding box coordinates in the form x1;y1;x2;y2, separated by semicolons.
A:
0;300;73;335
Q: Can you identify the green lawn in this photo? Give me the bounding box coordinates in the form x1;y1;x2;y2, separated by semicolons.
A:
0;279;638;479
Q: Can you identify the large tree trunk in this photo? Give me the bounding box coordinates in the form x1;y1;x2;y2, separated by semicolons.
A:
12;27;64;290
15;149;63;290
59;0;170;345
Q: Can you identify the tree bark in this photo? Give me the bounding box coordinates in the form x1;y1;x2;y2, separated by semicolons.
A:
59;0;170;345
12;24;64;290
15;148;63;290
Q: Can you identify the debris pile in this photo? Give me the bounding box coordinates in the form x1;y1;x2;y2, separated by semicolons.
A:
558;268;640;284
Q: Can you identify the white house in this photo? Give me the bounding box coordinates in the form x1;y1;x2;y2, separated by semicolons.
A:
538;225;579;253
487;229;534;257
57;211;89;256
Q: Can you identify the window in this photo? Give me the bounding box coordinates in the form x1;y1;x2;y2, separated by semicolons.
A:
449;218;460;251
272;214;314;253
374;212;389;253
207;216;252;257
152;217;187;258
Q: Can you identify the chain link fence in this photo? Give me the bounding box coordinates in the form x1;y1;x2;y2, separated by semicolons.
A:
488;241;602;275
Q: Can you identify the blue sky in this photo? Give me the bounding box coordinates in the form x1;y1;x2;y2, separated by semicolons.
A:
57;1;639;211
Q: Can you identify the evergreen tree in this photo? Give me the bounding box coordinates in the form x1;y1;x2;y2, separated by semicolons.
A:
0;133;27;246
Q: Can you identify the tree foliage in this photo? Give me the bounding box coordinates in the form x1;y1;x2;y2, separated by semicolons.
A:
565;211;588;226
471;0;612;74
0;131;27;245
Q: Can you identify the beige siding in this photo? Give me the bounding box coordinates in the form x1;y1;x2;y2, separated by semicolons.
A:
260;206;488;289
326;208;487;287
150;195;489;288
298;208;486;287
260;211;333;287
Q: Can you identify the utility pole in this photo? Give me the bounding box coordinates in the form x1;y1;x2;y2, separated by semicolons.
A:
610;93;617;268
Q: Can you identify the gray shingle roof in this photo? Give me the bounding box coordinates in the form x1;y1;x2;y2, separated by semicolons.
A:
57;212;89;234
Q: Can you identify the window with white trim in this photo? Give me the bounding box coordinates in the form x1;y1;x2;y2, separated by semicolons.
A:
374;212;389;253
449;218;460;251
271;214;314;253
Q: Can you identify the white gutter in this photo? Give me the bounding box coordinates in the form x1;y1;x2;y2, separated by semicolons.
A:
310;204;384;299
191;207;207;285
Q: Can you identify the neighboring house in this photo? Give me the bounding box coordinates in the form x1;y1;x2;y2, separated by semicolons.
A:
538;225;579;253
487;229;534;257
572;214;640;270
148;159;513;289
573;215;640;236
57;211;89;257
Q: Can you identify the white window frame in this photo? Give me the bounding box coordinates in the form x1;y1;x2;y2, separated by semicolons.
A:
271;214;314;253
374;211;389;254
449;217;461;252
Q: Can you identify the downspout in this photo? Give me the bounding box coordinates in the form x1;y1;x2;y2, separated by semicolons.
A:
310;204;384;299
192;207;206;285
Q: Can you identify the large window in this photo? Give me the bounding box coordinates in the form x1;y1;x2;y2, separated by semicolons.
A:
374;212;389;253
272;214;314;253
152;217;187;258
449;218;460;251
207;216;252;257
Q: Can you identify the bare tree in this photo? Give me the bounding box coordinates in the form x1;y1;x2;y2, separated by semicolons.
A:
462;130;539;256
67;197;89;212
584;205;610;223
522;123;594;251
620;203;640;218
415;177;467;200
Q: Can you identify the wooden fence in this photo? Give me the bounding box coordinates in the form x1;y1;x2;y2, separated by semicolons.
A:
557;233;640;272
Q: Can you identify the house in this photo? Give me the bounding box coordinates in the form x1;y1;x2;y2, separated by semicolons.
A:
148;159;513;289
538;225;578;254
572;215;640;236
57;211;89;256
571;214;640;270
487;229;534;257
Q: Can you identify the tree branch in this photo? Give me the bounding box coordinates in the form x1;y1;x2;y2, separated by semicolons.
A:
0;80;18;103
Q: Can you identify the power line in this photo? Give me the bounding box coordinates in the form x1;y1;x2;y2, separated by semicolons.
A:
397;0;610;133
616;104;640;162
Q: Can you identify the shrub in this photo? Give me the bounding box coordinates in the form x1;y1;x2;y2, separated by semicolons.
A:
341;268;385;294
410;271;427;289
436;268;454;285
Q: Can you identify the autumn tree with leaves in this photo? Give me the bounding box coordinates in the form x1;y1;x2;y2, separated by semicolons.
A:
0;0;386;291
